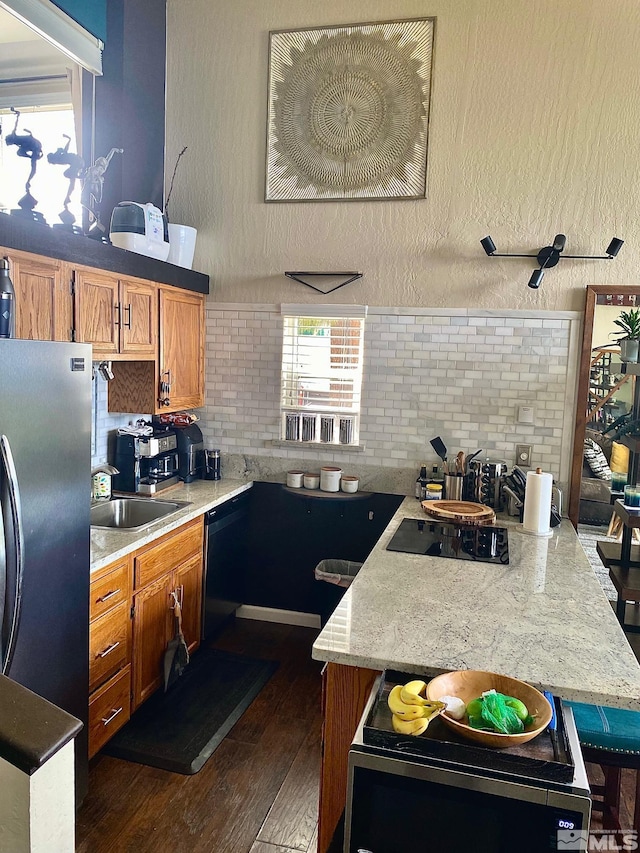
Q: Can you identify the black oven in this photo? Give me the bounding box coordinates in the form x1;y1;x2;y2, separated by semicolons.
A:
344;683;591;853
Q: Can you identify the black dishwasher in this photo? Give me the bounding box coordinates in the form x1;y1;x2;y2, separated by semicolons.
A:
202;491;250;640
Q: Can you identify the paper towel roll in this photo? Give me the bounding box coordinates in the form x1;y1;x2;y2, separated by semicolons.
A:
522;468;553;535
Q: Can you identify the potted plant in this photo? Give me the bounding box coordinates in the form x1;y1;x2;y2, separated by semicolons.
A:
613;308;640;362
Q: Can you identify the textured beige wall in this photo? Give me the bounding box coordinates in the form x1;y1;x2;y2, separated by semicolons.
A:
165;0;640;312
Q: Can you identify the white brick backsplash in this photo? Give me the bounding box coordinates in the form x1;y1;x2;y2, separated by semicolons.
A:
197;306;580;490
88;307;580;495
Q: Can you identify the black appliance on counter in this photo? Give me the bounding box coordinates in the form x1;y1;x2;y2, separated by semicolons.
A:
345;675;591;853
112;428;179;495
202;491;250;639
386;518;509;564
0;339;91;803
173;423;204;482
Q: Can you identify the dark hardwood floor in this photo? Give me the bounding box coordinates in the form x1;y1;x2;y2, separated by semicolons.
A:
76;617;640;851
76;619;323;853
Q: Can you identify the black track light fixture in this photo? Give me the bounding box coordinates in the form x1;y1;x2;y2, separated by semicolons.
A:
480;233;624;288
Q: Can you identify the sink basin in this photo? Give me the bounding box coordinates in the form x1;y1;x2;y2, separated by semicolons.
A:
90;498;191;530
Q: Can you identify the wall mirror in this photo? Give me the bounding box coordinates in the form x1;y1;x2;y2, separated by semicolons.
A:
0;2;102;226
570;285;640;529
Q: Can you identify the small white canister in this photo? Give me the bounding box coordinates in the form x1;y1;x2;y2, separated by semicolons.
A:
340;475;359;493
303;472;320;490
320;466;342;492
286;470;304;488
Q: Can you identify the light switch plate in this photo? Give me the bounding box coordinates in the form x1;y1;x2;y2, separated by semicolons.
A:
516;444;532;467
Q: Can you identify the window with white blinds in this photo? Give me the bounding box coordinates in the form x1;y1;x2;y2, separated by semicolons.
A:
280;305;367;446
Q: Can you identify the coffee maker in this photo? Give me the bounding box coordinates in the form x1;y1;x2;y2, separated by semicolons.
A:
173;422;204;482
112;428;180;495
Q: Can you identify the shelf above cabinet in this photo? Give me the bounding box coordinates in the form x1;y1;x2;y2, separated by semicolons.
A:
0;213;208;295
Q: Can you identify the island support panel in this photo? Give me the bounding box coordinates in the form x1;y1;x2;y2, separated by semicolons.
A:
318;663;378;853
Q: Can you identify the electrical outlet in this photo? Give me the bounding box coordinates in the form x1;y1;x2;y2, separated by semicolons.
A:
516;444;532;467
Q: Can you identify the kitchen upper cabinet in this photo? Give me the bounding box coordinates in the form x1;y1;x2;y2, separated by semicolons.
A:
74;268;157;359
1;248;72;342
159;287;205;411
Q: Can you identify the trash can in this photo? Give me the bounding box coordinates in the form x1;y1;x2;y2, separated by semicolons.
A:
314;559;363;626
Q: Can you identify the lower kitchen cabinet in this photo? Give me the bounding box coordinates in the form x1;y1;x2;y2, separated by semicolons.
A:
245;483;403;615
131;516;204;710
132;572;176;708
88;665;132;758
88;556;133;758
89;515;205;753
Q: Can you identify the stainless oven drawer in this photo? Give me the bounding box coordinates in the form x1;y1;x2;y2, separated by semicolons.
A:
344;676;592;853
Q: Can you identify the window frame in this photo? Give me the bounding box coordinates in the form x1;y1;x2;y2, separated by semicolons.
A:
279;304;367;447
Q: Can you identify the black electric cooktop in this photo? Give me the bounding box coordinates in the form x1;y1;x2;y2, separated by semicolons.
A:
386;518;509;564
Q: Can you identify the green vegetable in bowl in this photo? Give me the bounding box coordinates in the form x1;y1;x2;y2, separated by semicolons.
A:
504;696;529;722
465;690;534;734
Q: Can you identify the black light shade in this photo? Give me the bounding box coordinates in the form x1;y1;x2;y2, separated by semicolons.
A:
606;238;624;258
528;269;545;289
480;236;497;256
552;234;566;252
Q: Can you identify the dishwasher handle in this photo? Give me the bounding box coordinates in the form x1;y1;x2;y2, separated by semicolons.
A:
205;493;250;527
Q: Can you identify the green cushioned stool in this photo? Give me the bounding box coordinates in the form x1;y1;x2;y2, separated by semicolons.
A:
566;700;640;833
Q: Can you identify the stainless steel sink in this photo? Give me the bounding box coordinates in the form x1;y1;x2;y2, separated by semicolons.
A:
90;498;191;530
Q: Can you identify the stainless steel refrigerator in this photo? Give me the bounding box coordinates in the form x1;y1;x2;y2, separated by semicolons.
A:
0;339;92;802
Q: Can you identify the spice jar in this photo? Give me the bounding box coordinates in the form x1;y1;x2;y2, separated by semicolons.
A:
424;483;443;501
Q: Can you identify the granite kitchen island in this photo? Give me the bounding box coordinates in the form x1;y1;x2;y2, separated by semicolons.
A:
312;497;640;852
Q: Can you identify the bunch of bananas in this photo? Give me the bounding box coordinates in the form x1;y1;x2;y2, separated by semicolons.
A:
387;680;446;735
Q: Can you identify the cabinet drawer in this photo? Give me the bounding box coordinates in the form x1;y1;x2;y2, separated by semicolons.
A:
134;519;202;589
88;665;131;758
90;559;130;621
89;600;131;692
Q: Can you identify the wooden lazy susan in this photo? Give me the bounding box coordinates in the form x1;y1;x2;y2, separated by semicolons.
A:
421;500;496;525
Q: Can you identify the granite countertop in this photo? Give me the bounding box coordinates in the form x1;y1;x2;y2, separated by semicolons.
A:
90;479;252;574
312;497;640;710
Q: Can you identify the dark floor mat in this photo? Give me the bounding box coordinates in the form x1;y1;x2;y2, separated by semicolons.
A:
102;648;278;774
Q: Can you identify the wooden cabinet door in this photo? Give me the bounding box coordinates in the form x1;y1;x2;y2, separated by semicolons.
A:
132;573;174;710
3;250;72;341
174;552;203;655
159;288;204;411
75;269;120;354
120;278;158;357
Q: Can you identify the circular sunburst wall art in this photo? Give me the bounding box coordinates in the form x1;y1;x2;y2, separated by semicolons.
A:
266;18;435;201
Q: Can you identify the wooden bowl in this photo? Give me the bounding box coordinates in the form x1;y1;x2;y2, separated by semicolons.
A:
426;670;552;749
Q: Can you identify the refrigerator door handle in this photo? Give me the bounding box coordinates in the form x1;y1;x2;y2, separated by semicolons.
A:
0;434;24;674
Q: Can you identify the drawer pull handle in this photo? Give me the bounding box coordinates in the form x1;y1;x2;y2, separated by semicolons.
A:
96;641;120;659
101;706;123;726
96;588;120;603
